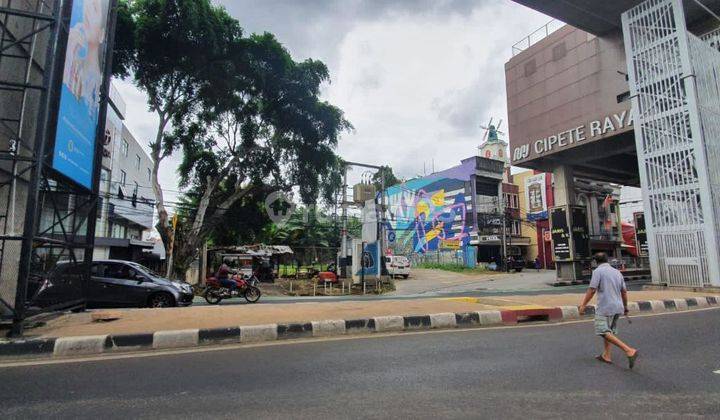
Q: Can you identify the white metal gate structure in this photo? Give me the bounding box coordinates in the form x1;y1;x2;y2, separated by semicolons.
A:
622;0;720;288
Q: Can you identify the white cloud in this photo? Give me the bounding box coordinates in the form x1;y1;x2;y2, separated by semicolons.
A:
115;0;551;194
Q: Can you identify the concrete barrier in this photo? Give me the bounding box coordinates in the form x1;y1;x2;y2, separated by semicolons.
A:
312;320;346;337
240;324;278;343
692;297;709;308
649;300;666;312
54;335;108;356
477;310;503;326
373;316;404;332
153;329;199;349
672;299;689;311
559;306;580;320
5;296;720;360
429;313;457;329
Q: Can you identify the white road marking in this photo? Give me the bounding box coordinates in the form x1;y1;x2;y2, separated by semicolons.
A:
714;370;720;375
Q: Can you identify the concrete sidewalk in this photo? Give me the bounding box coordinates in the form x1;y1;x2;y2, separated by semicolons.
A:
25;289;711;338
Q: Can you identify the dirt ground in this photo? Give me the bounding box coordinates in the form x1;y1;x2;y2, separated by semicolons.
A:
26;289;715;338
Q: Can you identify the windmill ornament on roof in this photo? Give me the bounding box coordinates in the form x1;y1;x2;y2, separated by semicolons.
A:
478;117;509;164
480;117;506;145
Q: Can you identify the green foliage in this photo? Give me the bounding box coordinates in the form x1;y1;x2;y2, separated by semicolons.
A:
114;0;352;275
417;262;490;274
371;166;402;191
264;207;338;248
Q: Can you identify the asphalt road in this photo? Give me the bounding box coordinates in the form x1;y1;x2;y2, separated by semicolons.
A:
2;309;719;419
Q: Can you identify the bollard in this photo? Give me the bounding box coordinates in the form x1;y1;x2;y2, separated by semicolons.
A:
313;283;316;296
330;283;333;295
363;282;366;295
289;281;293;293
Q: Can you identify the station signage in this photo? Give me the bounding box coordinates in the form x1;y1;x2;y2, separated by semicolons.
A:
512;110;634;163
550;205;591;262
550;207;571;261
571;206;591;260
633;212;649;257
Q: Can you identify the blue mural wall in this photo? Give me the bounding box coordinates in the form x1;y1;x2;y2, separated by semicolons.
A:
384;159;476;255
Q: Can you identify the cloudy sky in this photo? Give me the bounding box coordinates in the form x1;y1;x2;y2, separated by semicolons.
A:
115;0;554;205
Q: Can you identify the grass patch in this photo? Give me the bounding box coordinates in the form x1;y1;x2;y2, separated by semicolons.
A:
417;262;490;274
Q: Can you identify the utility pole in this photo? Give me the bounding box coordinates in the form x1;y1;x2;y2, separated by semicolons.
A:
340;161;385;280
340;166;348;278
499;184;507;270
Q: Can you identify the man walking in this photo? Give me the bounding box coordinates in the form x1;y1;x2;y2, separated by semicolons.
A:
579;252;639;369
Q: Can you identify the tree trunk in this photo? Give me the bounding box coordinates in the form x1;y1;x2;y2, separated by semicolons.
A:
148;114;173;276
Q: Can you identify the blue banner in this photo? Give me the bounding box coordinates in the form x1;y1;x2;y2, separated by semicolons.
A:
52;0;110;189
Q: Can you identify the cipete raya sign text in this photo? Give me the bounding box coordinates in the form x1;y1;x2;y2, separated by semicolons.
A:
512;110;633;162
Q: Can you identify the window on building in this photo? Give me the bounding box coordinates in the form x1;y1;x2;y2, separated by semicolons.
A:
524;59;536;77
512;194;519;209
120;138;129;157
134;181;139;195
552;42;567;61
498;149;504;158
135;154;141;170
147;168;151;182
120;170;127;186
110;223;127;239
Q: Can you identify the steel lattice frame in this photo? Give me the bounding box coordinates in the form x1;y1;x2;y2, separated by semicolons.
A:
622;0;720;287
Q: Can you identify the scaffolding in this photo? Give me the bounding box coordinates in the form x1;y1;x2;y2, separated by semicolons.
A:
1;0;116;334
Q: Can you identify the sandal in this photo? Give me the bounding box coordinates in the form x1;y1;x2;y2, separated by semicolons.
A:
595;355;612;364
628;351;639;369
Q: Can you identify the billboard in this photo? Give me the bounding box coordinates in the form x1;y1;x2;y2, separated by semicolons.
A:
51;0;111;189
525;173;547;221
571;206;591;260
550;207;571;261
634;212;649;257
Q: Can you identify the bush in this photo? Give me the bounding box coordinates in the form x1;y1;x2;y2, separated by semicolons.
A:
417;262;489;274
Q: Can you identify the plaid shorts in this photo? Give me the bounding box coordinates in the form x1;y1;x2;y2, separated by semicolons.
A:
594;314;620;336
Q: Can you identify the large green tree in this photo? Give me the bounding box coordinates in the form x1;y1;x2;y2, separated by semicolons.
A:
371;165;402;191
114;0;350;277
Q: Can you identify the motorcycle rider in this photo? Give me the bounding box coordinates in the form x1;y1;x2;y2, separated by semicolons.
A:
216;261;237;295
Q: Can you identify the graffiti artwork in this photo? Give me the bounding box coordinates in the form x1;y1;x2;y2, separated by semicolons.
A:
384;174;471;255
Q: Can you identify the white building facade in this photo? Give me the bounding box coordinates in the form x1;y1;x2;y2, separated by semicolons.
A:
93;83;155;262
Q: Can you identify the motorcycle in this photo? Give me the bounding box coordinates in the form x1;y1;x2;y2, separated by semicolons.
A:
203;273;262;304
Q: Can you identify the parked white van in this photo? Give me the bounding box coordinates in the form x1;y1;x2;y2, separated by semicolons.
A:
385;255;411;279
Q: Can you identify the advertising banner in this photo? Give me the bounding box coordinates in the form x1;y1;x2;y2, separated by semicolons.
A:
550;207;571;261
634;212;648;257
571;206;591;260
525;174;547;221
52;0;111;189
